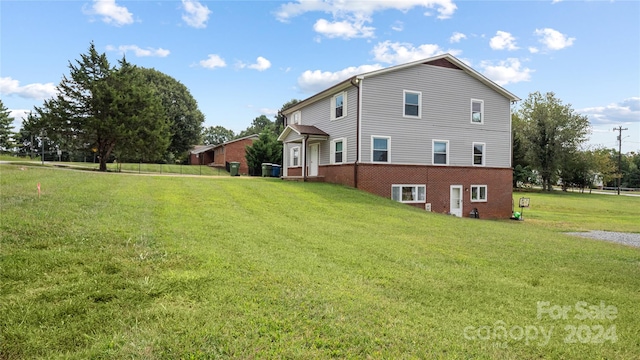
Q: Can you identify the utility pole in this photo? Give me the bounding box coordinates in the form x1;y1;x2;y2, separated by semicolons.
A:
613;126;628;195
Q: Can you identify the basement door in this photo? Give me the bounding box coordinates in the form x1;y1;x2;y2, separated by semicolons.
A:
309;143;319;177
450;185;463;217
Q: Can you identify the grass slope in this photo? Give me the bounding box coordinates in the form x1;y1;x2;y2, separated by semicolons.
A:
1;165;639;359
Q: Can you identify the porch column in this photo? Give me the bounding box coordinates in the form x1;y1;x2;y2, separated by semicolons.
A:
283;142;288;177
301;136;307;180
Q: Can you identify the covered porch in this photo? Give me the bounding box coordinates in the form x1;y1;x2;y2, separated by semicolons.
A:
277;124;329;181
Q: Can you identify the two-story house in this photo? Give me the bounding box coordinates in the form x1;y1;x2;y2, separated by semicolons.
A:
277;54;519;218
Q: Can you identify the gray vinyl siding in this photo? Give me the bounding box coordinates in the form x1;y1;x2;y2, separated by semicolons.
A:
360;64;512;168
296;86;357;165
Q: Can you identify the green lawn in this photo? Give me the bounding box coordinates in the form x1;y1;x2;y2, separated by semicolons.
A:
0;157;228;176
1;164;639;359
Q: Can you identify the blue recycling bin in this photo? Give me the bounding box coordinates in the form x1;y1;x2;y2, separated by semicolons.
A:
271;164;281;177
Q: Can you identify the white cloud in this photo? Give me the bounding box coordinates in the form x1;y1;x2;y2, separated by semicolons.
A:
372;40;459;65
298;64;384;93
313;18;375;39
579;97;640;126
182;0;211;29
106;45;170;57
534;28;575;51
489;31;518;51
84;0;133;26
0;77;57;100
479;58;533;86
276;0;456;38
449;32;466;43
391;21;404;32
199;54;226;69
238;57;272;71
528;47;539;54
259;108;279;117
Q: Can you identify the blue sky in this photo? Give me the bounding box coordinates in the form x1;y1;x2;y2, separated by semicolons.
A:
1;0;639;153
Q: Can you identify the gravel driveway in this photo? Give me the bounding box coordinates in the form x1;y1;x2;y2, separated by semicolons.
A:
565;231;640;248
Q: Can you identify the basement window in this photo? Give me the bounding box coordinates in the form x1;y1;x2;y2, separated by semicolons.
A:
392;185;426;203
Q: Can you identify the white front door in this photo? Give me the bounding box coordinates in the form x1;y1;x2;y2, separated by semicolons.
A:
309;143;319;176
450;185;463;217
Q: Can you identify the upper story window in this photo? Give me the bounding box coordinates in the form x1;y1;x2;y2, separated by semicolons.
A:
471;99;484;124
372;136;390;163
292;111;301;125
331;138;346;164
433;140;449;165
290;146;300;167
471;185;487;202
404;90;422;118
331;92;346;120
392;185;426;203
473;142;485;166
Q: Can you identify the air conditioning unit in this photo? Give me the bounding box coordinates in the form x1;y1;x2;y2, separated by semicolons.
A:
425;203;432;212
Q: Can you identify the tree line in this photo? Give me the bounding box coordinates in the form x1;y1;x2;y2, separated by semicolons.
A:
513;91;639;191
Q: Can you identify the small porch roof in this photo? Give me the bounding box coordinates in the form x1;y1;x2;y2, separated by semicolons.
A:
277;124;329;143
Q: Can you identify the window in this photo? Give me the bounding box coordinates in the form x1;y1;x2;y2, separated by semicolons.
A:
404;90;421;118
290;146;300;167
471;185;487;202
331;138;346;164
292;111;301;125
471;99;484;124
433;140;449;165
473;142;485;166
331;92;346;120
392;185;426;203
372;136;390;163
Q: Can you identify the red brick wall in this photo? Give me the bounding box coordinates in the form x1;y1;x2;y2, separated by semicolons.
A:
356;164;513;219
224;138;256;175
189;151;213;166
285;162;513;219
319;164;356;187
287;167;302;177
213;147;224;166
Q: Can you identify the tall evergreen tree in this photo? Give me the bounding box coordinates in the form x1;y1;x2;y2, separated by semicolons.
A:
36;43;170;170
0;99;15;152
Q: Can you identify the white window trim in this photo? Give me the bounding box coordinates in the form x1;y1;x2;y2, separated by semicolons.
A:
330;91;347;120
392;184;426;204
290;146;300;167
371;136;391;163
432;139;449;166
470;185;488;202
292;111;301;125
471;99;484;124
403;90;422;119
472;142;486;166
330;137;347;164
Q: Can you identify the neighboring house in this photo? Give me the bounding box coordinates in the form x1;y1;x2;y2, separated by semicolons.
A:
189;134;259;174
211;134;259;175
277;54;520;219
189;144;215;166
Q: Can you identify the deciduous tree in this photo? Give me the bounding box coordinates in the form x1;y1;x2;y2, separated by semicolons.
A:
516;92;590;191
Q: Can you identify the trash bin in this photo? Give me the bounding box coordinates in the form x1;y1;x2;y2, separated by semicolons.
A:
271;164;281;177
469;208;479;218
229;162;240;176
261;163;272;177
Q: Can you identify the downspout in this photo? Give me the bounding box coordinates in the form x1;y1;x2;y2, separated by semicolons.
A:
350;77;361;189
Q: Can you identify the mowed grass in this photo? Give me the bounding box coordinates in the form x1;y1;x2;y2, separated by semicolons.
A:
1;165;639;359
512;190;640;233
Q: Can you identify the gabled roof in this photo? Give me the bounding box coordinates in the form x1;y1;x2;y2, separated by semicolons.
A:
190;144;216;154
282;53;520;116
277;124;329;142
213;134;259;149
